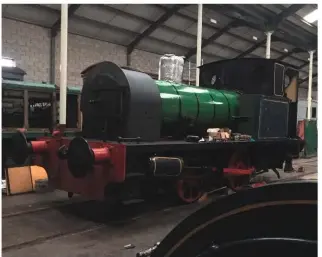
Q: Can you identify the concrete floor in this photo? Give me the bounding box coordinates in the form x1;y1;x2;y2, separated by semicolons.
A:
2;157;317;257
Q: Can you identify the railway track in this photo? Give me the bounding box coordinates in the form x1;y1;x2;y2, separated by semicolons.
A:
2;198;91;219
2;195;203;253
2;163;316;253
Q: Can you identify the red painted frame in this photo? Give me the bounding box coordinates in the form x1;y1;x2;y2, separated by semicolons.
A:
30;137;127;201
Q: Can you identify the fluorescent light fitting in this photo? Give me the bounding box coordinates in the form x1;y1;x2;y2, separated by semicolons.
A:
1;57;16;68
210;18;217;24
252;36;258;41
284;48;288;53
303;9;318;23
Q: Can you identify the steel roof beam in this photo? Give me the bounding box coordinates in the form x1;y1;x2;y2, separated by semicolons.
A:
207;4;316;51
127;4;188;55
155;4;312;65
299;73;317;84
31;4;224;61
51;4;81;37
104;4;311;64
32;4;314;69
216;4;312;40
276;47;303;61
299;83;317;89
260;4;317;40
268;4;306;28
235;39;266;58
185;20;240;59
73;15;223;61
298;56;318;69
103;5;254;58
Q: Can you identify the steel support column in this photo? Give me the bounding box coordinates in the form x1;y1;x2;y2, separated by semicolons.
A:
196;4;203;86
307;50;315;119
59;4;68;127
265;31;273;59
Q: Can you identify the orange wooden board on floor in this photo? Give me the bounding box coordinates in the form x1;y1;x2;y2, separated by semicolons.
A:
31;165;48;188
6;166;33;195
6;165;48;195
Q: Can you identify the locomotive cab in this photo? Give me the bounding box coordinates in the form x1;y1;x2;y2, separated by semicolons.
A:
199;58;297;97
199;58;300;139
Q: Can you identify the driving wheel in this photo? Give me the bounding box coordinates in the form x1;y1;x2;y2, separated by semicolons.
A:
151;180;317;257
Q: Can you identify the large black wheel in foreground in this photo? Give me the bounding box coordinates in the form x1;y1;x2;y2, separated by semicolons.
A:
150;180;317;257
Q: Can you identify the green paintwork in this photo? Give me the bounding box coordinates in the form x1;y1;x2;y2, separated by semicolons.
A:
304;119;317;157
67;86;82;95
2;79;82;95
157;81;181;123
2;130;51;139
218;89;239;117
2;79;56;92
156;80;240;128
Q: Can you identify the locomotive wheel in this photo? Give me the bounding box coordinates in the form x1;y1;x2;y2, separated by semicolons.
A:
150;180;317;257
176;177;203;204
226;152;252;191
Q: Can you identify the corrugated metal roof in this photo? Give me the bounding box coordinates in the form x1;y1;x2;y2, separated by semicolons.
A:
2;4;317;88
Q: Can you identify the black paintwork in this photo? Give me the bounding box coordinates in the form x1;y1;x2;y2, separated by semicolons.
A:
80;61;162;141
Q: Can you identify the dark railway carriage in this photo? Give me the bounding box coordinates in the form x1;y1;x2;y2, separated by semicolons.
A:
2;74;82;178
10;58;304;203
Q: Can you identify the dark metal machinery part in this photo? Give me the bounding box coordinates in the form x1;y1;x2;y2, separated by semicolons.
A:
148;180;317;257
80;61;162;141
150;157;183;177
67;137;95;178
11;131;32;165
197;238;316;257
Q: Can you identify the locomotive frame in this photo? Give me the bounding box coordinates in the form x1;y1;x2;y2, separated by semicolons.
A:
10;58;304;204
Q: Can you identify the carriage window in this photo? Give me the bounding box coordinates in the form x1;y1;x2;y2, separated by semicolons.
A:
29;92;52;128
284;75;290;88
56;93;78;128
66;94;78;128
312;107;317;118
2;89;24;127
274;63;285;96
211;75;217;85
306;107;317;119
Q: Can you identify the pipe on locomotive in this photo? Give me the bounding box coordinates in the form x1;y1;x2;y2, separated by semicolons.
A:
307;50;315;120
92;147;111;163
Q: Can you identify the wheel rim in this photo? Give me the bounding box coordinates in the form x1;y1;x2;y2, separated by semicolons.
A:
176;178;203;203
150;181;317;257
197;238;316;257
226;152;251;191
